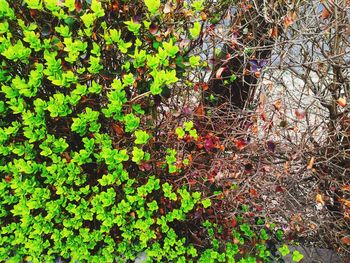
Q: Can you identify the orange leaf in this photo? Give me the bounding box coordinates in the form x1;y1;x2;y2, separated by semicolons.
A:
342;185;350;191
194;104;205;117
269;26;278;39
249;188;258;197
234;139;247;150
112;124;124;135
283;12;297;29
340;198;350;208
320;7;330;19
307;157;315;169
340;236;350;245
316;194;325;205
254;71;261;78
273;100;282;111
337;97;347;108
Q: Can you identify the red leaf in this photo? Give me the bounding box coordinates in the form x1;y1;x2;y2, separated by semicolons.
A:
234;139;247;150
275;186;284;192
204;138;215;152
231;218;237;227
269;26;278;39
149;23;159;35
112;124;124;135
295;109;305;120
75;0;82;12
320;7;330;19
249;188;258;197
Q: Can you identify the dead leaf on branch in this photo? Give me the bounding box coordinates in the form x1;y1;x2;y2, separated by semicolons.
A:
316;194;325;205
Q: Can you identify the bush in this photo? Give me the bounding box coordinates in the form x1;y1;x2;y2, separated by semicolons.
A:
0;0;307;262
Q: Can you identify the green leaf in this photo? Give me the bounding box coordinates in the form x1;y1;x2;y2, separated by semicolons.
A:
184;121;194;131
230;74;237;82
201;199;211;208
81;13;96;28
259;229;269;241
189;129;198;140
278;244;290;257
163;39;179;58
292;250;304;262
189;22;201;39
89;81;102;94
144;0;160;14
150;82;162;95
124;113;140;132
88;56;103;74
108;29;121;43
175;127;185;139
134;130;150;144
26;0;43;10
64;0;75;11
191;0;204;12
0;21;9;34
132;147;144;164
124;20;141;36
189;56;200;67
147;55;160;70
91;0;105;17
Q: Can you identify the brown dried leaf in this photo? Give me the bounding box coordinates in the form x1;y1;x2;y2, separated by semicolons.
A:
194;104;204;117
316;194;325;205
163;2;172;14
307;157;315;169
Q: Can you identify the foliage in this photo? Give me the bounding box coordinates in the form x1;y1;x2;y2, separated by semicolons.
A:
0;0;307;262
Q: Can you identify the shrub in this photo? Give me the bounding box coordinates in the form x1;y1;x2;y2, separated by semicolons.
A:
0;0;303;262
